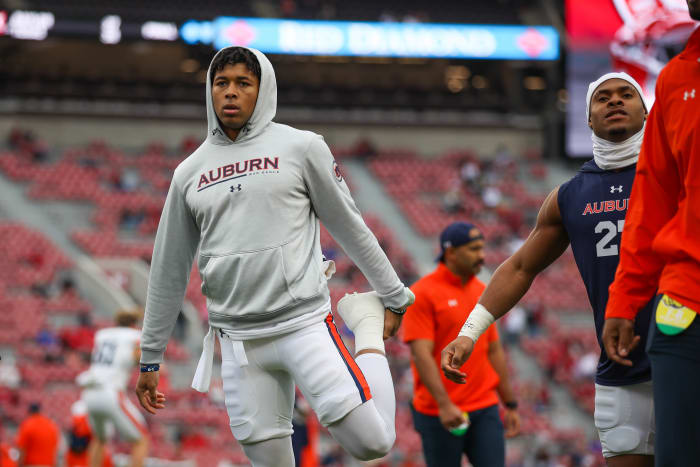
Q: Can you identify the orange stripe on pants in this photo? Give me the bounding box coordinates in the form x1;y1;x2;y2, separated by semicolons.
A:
325;314;372;402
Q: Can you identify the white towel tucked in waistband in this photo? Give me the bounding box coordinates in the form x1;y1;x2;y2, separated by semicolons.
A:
191;327;215;392
191;326;250;393
191;259;335;392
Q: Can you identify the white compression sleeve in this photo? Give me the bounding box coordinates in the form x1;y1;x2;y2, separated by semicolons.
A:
327;400;394;461
355;353;395;434
327;353;396;461
241;436;295;467
458;304;495;342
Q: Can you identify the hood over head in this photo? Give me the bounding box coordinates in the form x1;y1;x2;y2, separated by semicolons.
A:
205;46;277;144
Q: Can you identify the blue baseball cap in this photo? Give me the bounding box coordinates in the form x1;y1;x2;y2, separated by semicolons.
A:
437;222;484;261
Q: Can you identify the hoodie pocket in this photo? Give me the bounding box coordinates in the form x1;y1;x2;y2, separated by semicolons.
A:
281;241;325;301
200;245;296;318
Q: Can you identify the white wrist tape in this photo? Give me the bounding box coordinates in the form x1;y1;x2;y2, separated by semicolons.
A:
458;304;495;343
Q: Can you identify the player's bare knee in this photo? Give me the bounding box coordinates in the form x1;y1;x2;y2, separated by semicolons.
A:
605;453;653;467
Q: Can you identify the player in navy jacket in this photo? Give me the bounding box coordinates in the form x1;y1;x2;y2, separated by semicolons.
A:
442;73;654;466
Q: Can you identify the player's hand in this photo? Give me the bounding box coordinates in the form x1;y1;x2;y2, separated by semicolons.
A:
602;318;640;367
438;401;466;431
503;408;521;438
383;309;403;340
440;336;474;383
135;371;166;414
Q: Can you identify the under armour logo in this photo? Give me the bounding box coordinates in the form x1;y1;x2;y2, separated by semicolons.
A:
684;89;696;101
448;299;458;307
610;185;623;193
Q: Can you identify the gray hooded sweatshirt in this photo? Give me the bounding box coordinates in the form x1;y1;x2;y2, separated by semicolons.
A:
140;47;410;364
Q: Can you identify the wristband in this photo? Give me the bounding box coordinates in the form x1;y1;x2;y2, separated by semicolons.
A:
505;401;518;410
458;304;495;343
387;288;416;315
140;363;160;373
387;305;406;315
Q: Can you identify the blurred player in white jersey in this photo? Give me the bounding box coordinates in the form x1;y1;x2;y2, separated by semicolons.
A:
77;310;155;467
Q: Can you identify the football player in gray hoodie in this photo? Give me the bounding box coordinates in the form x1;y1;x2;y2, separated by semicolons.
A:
134;46;415;466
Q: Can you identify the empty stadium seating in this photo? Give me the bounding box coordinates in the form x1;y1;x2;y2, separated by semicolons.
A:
0;134;601;465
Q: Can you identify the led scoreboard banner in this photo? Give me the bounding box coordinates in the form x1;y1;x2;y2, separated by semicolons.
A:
180;17;559;60
0;9;559;61
0;10;179;43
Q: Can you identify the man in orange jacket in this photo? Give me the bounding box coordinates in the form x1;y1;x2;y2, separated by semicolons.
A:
16;402;60;467
602;3;700;465
403;222;520;467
